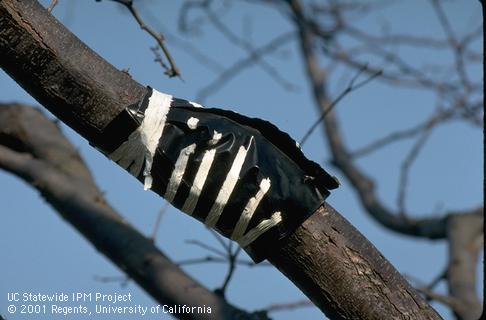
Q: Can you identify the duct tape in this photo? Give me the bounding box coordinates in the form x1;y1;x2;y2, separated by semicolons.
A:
93;87;339;262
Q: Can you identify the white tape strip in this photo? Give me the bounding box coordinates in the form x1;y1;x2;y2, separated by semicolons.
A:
190;101;204;108
164;143;197;203
141;91;172;190
231;178;271;241
236;211;282;247
187;117;199;129
108;132;145;177
109;89;172;190
209;130;222;145
205;137;253;228
181;131;221;215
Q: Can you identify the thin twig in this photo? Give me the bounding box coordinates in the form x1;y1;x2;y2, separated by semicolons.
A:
106;0;181;78
299;65;382;146
94;275;130;287
177;255;268;267
425;269;447;292
150;202;169;241
203;5;298;91
430;0;471;91
185;239;227;257
178;256;228;266
397;129;432;216
265;299;313;313
321;45;455;91
164;34;224;74
47;0;58;13
196;32;295;102
417;287;463;311
132;2;225;75
207;228;230;251
150;46;170;71
406;273;464;313
350;110;453;158
344;25;451;49
219;247;241;295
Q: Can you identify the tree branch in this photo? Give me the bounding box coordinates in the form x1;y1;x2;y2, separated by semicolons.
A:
287;0;454;240
267;203;442;319
299;65;382;146
104;0;181;78
196;31;295;102
285;1;483;318
446;211;483;319
0;1;443;318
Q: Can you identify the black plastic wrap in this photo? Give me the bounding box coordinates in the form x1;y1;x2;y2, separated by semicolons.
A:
94;87;339;262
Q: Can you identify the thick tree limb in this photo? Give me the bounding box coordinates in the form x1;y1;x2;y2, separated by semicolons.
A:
0;103;264;320
267;204;442;319
446;212;483;320
0;1;443;318
0;0;146;142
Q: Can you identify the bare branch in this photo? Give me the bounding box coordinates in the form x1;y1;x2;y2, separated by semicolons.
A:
201;4;298;93
104;0;181;78
321;45;457;91
350;110;454;158
47;0;58;13
287;0;451;239
150;202;169;241
417;287;464;312
0;1;462;317
196;32;294;101
409;270;482;318
426;270;447;292
164;33;225;74
178;256;229;266
93;275;130;287
208;228;231;251
344;25;451;49
219;246;242;295
265;299;313;313
446;211;483;319
185;239;228;257
397;129;432;216
285;2;483;317
177;255;266;267
299;65;382;146
430;0;471;91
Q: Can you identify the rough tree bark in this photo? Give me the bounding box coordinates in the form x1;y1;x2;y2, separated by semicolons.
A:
0;0;443;319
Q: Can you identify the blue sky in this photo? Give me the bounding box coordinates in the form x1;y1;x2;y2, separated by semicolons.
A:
0;1;482;319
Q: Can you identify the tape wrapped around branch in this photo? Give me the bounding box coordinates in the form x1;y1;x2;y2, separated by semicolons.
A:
93;87;339;262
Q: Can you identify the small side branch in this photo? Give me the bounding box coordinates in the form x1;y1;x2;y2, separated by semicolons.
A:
47;0;58;13
150;202;169;241
218;245;241;295
196;32;295;101
104;0;181;78
265;299;313;313
396;129;432;216
299;65;382;146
